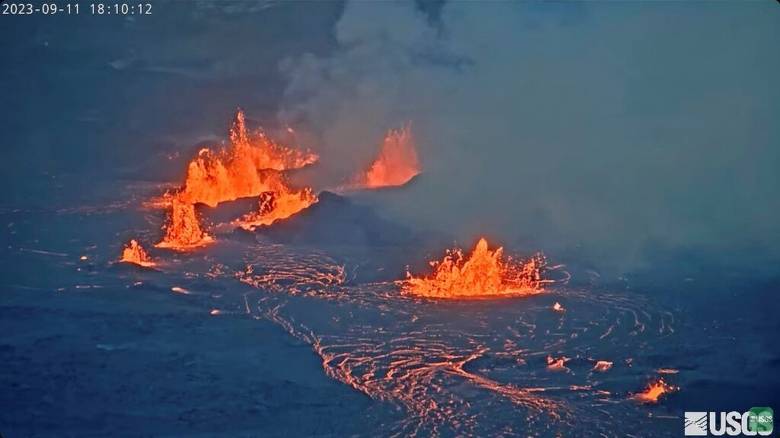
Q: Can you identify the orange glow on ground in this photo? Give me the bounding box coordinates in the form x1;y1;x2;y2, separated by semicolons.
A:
633;378;677;403
353;124;420;189
119;239;156;267
155;198;213;250
401;238;546;299
592;361;613;372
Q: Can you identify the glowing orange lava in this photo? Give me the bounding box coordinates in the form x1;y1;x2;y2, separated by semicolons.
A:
156;197;213;250
233;186;318;230
119;239;156;267
546;355;570;372
401;238;546;299
633;378;677;403
178;109;318;207
592;360;613;372
146;109;320;249
353;124;420;189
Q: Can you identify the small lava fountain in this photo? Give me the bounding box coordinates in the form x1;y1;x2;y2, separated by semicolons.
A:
401;238;547;299
119;239;156;267
155;198;213;250
632;378;677;403
352;124;420;189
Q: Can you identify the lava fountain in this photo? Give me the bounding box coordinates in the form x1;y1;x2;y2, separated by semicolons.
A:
178;109;318;207
401;238;547;299
352;124;420;189
144;109;321;247
119;239;156;267
155;198;213;250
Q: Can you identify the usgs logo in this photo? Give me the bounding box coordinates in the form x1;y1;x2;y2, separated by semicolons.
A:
684;408;773;436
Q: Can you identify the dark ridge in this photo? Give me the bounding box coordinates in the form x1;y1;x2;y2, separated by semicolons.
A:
348;173;423;195
250;191;417;247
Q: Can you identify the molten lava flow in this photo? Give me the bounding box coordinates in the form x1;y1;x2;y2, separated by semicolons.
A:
633;378;677;403
592;360;613;372
178;109;318;207
353;124;420;189
119;239;156;267
401;238;546;299
156;198;213;250
234;187;317;230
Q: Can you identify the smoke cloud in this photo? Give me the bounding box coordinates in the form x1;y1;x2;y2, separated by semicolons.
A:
277;1;780;273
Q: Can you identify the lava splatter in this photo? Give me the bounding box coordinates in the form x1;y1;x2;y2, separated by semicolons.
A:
119;239;156;267
633;378;677;403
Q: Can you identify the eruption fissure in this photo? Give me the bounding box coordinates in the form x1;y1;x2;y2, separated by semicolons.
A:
144;111;426;249
148;109;321;248
179;109;318;207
